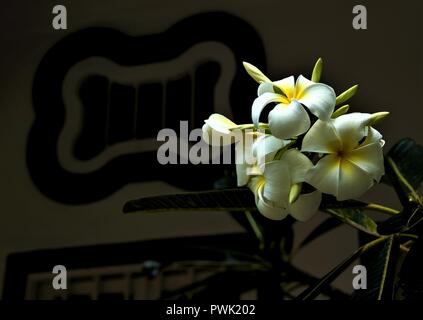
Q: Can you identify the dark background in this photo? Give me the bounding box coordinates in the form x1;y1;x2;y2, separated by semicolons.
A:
0;0;422;296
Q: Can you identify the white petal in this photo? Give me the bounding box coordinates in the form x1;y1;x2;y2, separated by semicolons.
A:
248;176;264;195
289;191;322;221
273;76;296;99
248;178;288;220
301;119;341;154
235;142;251;186
204;113;237;134
235;133;255;164
263;160;291;205
257;82;274;96
202;114;238;146
380;139;385;147
305;154;341;197
337;160;375;200
257;76;295;98
237;162;262;187
235;137;256;186
251;92;283;127
202;123;214;145
202;123;236;146
296;75;336;121
256;196;289;220
332;112;372;151
279;149;313;183
294;74;314;96
307;154;375;200
363;127;383;145
236;164;249;186
252;134;289;165
346;142;385;182
268;100;311;139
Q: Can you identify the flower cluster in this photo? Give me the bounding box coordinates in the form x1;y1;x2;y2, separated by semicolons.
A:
202;58;388;221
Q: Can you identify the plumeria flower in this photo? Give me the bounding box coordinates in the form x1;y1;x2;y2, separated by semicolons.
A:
243;62;336;139
202;114;284;186
302;112;388;201
247;148;322;221
202;113;239;146
236;134;289;186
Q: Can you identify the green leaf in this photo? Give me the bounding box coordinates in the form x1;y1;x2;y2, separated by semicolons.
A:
245;210;265;249
324;208;379;236
352;235;399;300
299;218;343;249
311;58;323;82
385;138;423;191
399;235;423;300
377;205;423;235
335;85;358;106
385;157;420;206
123;188;256;213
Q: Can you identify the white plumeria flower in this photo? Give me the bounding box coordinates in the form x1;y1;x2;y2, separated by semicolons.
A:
202;114;286;187
248;149;322;221
243;62;336;140
236;134;289;186
302;112;387;201
202;113;239;146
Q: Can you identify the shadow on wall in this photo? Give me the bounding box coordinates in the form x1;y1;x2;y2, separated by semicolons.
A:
27;11;266;205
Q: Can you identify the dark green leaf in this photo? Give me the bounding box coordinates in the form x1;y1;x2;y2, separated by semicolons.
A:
378;205;423;235
299;218;342;249
385;156;420;206
123;188;256;213
324;208;379;236
385;138;423;191
399;235;423;300
352;235;399;300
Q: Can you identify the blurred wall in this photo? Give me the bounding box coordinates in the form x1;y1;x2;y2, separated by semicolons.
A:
0;0;422;296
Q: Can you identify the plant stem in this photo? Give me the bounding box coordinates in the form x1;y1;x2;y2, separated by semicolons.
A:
399;233;418;240
245;211;265;250
387;157;421;203
362;236;388;251
365;203;400;215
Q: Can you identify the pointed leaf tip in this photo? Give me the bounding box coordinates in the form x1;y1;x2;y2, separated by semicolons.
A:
366;111;390;126
335;84;359;106
331;105;350;118
242;61;270;84
311;58;323;82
